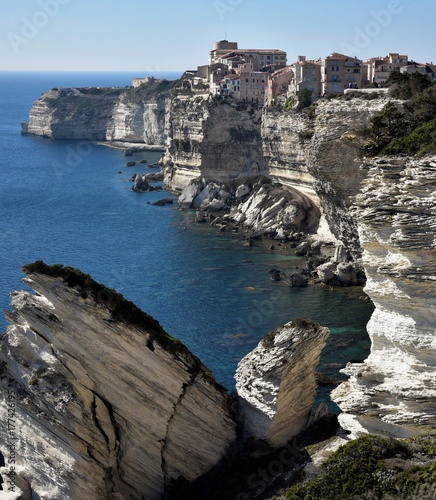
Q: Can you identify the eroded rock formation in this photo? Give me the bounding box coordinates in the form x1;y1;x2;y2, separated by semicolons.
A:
0;262;236;499
164;96;268;191
21;85;436;439
178;176;320;236
235;319;329;447
332;157;436;438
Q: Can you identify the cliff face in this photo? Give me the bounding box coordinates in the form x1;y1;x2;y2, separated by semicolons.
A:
22;87;436;439
106;86;170;146
0;262;236;500
262;96;393;257
25;88;120;141
165;95;268;191
263;99;436;436
332;157;436;437
24;82;172;147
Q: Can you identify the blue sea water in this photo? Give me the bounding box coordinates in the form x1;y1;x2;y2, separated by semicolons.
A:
0;71;374;406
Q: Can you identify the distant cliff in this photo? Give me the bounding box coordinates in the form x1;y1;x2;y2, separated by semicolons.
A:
23;80;176;146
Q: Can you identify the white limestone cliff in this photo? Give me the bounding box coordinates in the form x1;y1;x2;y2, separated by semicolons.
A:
235;319;329;447
0;262;236;499
24;83;172;147
332;157;436;437
164;96;268;191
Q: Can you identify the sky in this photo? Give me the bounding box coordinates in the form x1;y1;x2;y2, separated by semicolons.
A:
1;0;436;72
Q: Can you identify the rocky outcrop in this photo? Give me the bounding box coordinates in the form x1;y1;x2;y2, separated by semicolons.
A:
21;84;436;440
235;319;329;447
332;157;436;438
178;176;320;237
164;97;268;191
0;262;236;499
106;85;170;146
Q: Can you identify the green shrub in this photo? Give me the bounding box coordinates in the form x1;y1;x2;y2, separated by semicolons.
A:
297;88;312;111
298;128;314;143
283;435;436;500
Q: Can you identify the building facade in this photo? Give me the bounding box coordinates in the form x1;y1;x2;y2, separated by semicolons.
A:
365;53;409;85
289;56;322;98
321;53;363;95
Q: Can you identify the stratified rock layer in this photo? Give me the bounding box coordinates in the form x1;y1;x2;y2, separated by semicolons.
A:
164;97;268;190
235;319;329;447
0;262;236;500
332;157;436;437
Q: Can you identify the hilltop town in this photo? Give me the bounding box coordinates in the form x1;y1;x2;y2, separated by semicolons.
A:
133;39;436;106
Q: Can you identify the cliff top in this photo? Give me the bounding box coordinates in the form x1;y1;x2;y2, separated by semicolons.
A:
22;260;188;357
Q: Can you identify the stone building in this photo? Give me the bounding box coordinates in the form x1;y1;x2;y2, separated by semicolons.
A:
289;56;322;99
321;53;363;95
364;53;409;85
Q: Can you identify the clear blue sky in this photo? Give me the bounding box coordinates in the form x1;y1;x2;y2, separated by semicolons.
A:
1;0;435;72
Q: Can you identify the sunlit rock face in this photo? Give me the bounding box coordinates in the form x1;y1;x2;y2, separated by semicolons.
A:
263;96;395;256
235;319;329;447
25;88;118;141
25;85;170;147
0;262;236;500
106;91;169;146
164;97;268;191
332;157;436;438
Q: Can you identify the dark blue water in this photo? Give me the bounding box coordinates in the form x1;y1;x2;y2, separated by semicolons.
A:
0;72;373;406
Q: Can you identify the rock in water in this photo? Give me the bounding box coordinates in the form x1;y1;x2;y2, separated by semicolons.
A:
234;319;329;447
0;261;236;500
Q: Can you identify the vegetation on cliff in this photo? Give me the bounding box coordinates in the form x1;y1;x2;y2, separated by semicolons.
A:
364;72;436;156
22;260;187;355
277;434;436;500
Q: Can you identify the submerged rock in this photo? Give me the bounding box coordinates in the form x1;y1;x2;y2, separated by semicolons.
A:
235;319;329;447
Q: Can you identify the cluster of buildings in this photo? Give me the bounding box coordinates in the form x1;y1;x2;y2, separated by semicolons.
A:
190;40;436;106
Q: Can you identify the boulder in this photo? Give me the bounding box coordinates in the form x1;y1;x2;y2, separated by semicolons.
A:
178;179;203;209
132;175;150;192
194;183;220;209
316;261;336;284
152;198;174;206
126;161;136;167
205;198;226;212
288;272;309;287
235;184;251;199
295;241;310;256
335;262;358;286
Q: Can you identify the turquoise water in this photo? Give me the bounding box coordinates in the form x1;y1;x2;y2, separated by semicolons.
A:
0;72;373;405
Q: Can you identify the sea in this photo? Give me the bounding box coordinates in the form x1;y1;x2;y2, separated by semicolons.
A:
0;71;374;407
